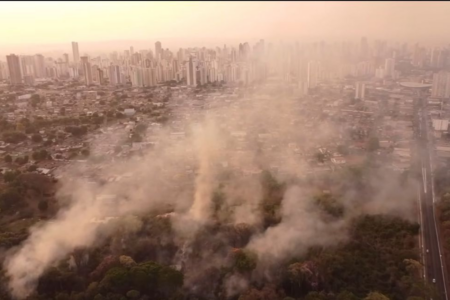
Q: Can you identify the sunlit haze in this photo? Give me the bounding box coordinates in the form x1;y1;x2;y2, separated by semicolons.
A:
0;2;450;300
1;1;450;55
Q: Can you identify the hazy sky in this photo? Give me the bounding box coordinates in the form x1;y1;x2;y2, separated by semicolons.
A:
0;1;449;55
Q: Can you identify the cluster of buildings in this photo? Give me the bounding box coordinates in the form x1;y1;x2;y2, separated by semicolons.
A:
1;40;269;88
0;38;448;94
1;37;450;181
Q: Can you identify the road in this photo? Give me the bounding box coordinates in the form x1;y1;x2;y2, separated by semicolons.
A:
416;98;449;300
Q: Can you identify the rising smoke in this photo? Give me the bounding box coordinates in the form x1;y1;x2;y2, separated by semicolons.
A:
3;87;416;299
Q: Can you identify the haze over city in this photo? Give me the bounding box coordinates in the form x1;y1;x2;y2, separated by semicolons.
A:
1;2;450;300
1;1;450;57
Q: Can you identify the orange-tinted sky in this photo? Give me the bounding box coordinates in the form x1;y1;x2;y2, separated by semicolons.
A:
0;1;449;50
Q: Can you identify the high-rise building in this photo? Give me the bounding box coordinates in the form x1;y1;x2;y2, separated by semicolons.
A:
55;61;69;78
63;53;69;63
131;67;144;87
72;42;80;64
375;67;384;79
142;67;157;87
177;48;185;62
412;44;425;67
360;37;369;59
384;58;395;78
155;41;162;60
80;56;92;85
355;82;366;100
198;64;207;85
33;54;46;78
186;57;197;86
20;56;35;77
431;71;450;98
69;66;79;78
109;65;122;86
96;68;104;85
431;48;440;68
307;61;319;89
6;54;23;85
0;61;8;81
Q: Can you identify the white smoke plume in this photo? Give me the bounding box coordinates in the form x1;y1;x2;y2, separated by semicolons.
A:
2;87;416;299
247;186;348;266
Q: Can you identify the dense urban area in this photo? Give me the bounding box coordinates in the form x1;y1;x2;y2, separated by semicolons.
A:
0;37;449;300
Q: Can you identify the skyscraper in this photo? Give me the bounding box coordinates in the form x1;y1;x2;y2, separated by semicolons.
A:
20;56;35;77
431;71;450;98
33;54;46;78
80;56;92;85
131;67;144;87
0;62;8;81
384;58;395;78
360;37;369;59
186;57;197;86
63;53;69;64
307;61;319;89
72;42;80;64
355;82;366;100
96;68;104;85
109;65;122;86
6;54;23;85
155;41;162;60
431;48;440;68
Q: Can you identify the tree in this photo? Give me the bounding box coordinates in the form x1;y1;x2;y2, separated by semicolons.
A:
31;134;43;143
54;293;70;300
32;149;49;161
43;140;53;146
130;132;143;143
364;292;390;300
81;149;90;157
126;290;140;299
316;152;326;163
14;155;28;165
234;249;257;273
3;131;27;143
4;170;20;183
0;189;22;211
119;255;136;268
367;136;380;152
304;291;327;300
27;164;38;172
129;262;160;293
38;200;48;211
65;126;88;137
99;267;131;294
337;291;359;300
239;285;280;300
31;94;41;108
134;123;147;134
157;265;184;295
4;154;12;163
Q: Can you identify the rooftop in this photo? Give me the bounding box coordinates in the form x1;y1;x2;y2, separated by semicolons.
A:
399;82;432;89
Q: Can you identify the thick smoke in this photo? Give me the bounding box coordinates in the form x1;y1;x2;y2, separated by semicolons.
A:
247;186;348;265
3;87;416;299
